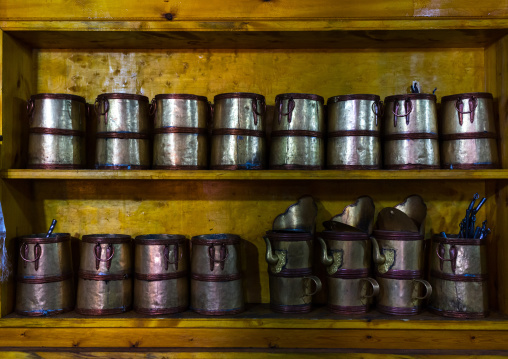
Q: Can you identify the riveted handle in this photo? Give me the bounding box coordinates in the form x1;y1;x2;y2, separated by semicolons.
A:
412;278;432;300
372;100;383;127
93;243;115;270
27;98;35;123
303;275;322;297
19;243;42;264
208;243;229;271
278;97;296;124
149;98;157;117
252;99;266;126
94;97;110;124
163;244;183;271
455;97;477;125
392;98;413;126
360;277;380;299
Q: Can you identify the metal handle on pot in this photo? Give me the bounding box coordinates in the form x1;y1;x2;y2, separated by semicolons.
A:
208;101;214;127
360;277;380;299
27;98;35;123
94;97;110;124
455;97;477;125
149;98;157;117
371;100;383;127
277;97;296;124
392;98;412;126
163;244;183;271
251;99;266;126
19;243;42;263
93;243;115;271
412;278;432;300
208;243;229;271
303;275;322;297
436;243;457;273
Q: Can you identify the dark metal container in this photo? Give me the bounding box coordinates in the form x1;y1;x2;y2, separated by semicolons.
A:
15;233;74;316
27;93;86;169
376;277;432;315
383;93;439;169
270;93;325;170
440;92;498;169
327;94;382;169
134;234;189;315
94;93;150;169
76;234;132;315
428;234;489;318
152;94;209;170
190;234;244;315
326;276;379;314
211;93;266;170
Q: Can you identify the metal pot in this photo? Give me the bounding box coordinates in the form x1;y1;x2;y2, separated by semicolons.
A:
269;275;322;313
134;234;189;315
383;94;439;169
15;233;74;316
152;94;209;169
371;230;425;278
327;277;379;315
27;93;86;169
317;231;371;277
76;234;132;315
190;234;244;315
376;277;432;315
264;231;313;276
428;234;489;318
94;93;150;169
211;93;266;170
440;92;498;169
270;93;325;169
327;94;382;169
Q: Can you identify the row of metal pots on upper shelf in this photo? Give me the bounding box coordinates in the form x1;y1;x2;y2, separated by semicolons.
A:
27;91;498;170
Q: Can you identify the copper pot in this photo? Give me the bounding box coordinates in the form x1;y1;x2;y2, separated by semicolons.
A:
15;233;74;316
76;234;132;315
440;92;498;169
428;234;489;318
376;277;432;315
327;94;382;169
27;93;86;169
94;93;150;169
268;275;322;313
152;94;209;170
270;93;325;170
190;234;244;315
134;234;189;315
211;93;266;170
326;276;379;315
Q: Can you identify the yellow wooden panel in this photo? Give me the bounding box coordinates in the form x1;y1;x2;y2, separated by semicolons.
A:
0;0;413;21
414;0;508;17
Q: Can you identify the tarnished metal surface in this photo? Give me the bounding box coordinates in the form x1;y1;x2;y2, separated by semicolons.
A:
327;277;379;314
270;93;325;169
94;93;150;169
394;195;427;236
441;138;499;169
327;94;381;169
318;231;371;276
272;196;317;234
264;231;313;275
331;196;375;234
134;234;188;314
211;93;266;170
428;234;489;318
27;94;86;169
371;230;424;277
190;234;244;315
383;94;439;169
15;233;74;316
153;94;209;169
268;275;321;313
376;277;432;315
76;234;132;315
376;207;419;232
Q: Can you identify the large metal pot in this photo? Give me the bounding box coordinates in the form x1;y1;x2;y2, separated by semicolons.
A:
15;233;74;316
268;275;322;313
76;234;132;315
94;93;150;170
134;234;189;315
152;94;209;170
211;93;266;170
428;234;489;318
376;277;432;315
440;92;498;169
327;277;379;314
27;93;86;169
327;94;382;169
383;94;439;169
270;93;325;170
371;230;425;278
190;234;244;315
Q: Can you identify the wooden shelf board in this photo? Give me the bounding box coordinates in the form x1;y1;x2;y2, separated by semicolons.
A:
2;169;508;181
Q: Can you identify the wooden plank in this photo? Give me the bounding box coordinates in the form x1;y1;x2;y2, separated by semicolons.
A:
0;327;508;350
414;0;508;18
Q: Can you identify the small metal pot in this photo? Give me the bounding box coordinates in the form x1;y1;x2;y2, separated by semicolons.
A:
327;277;379;315
428;234;489;318
134;234;189;315
27;93;86;169
76;234;132;315
269;275;322;313
190;234;244;315
327;94;382;169
211;93;266;170
270;93;325;169
152;94;209;170
440;92;498;169
94;93;150;170
376;277;432;315
383;94;439;169
371;230;425;278
15;233;74;316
